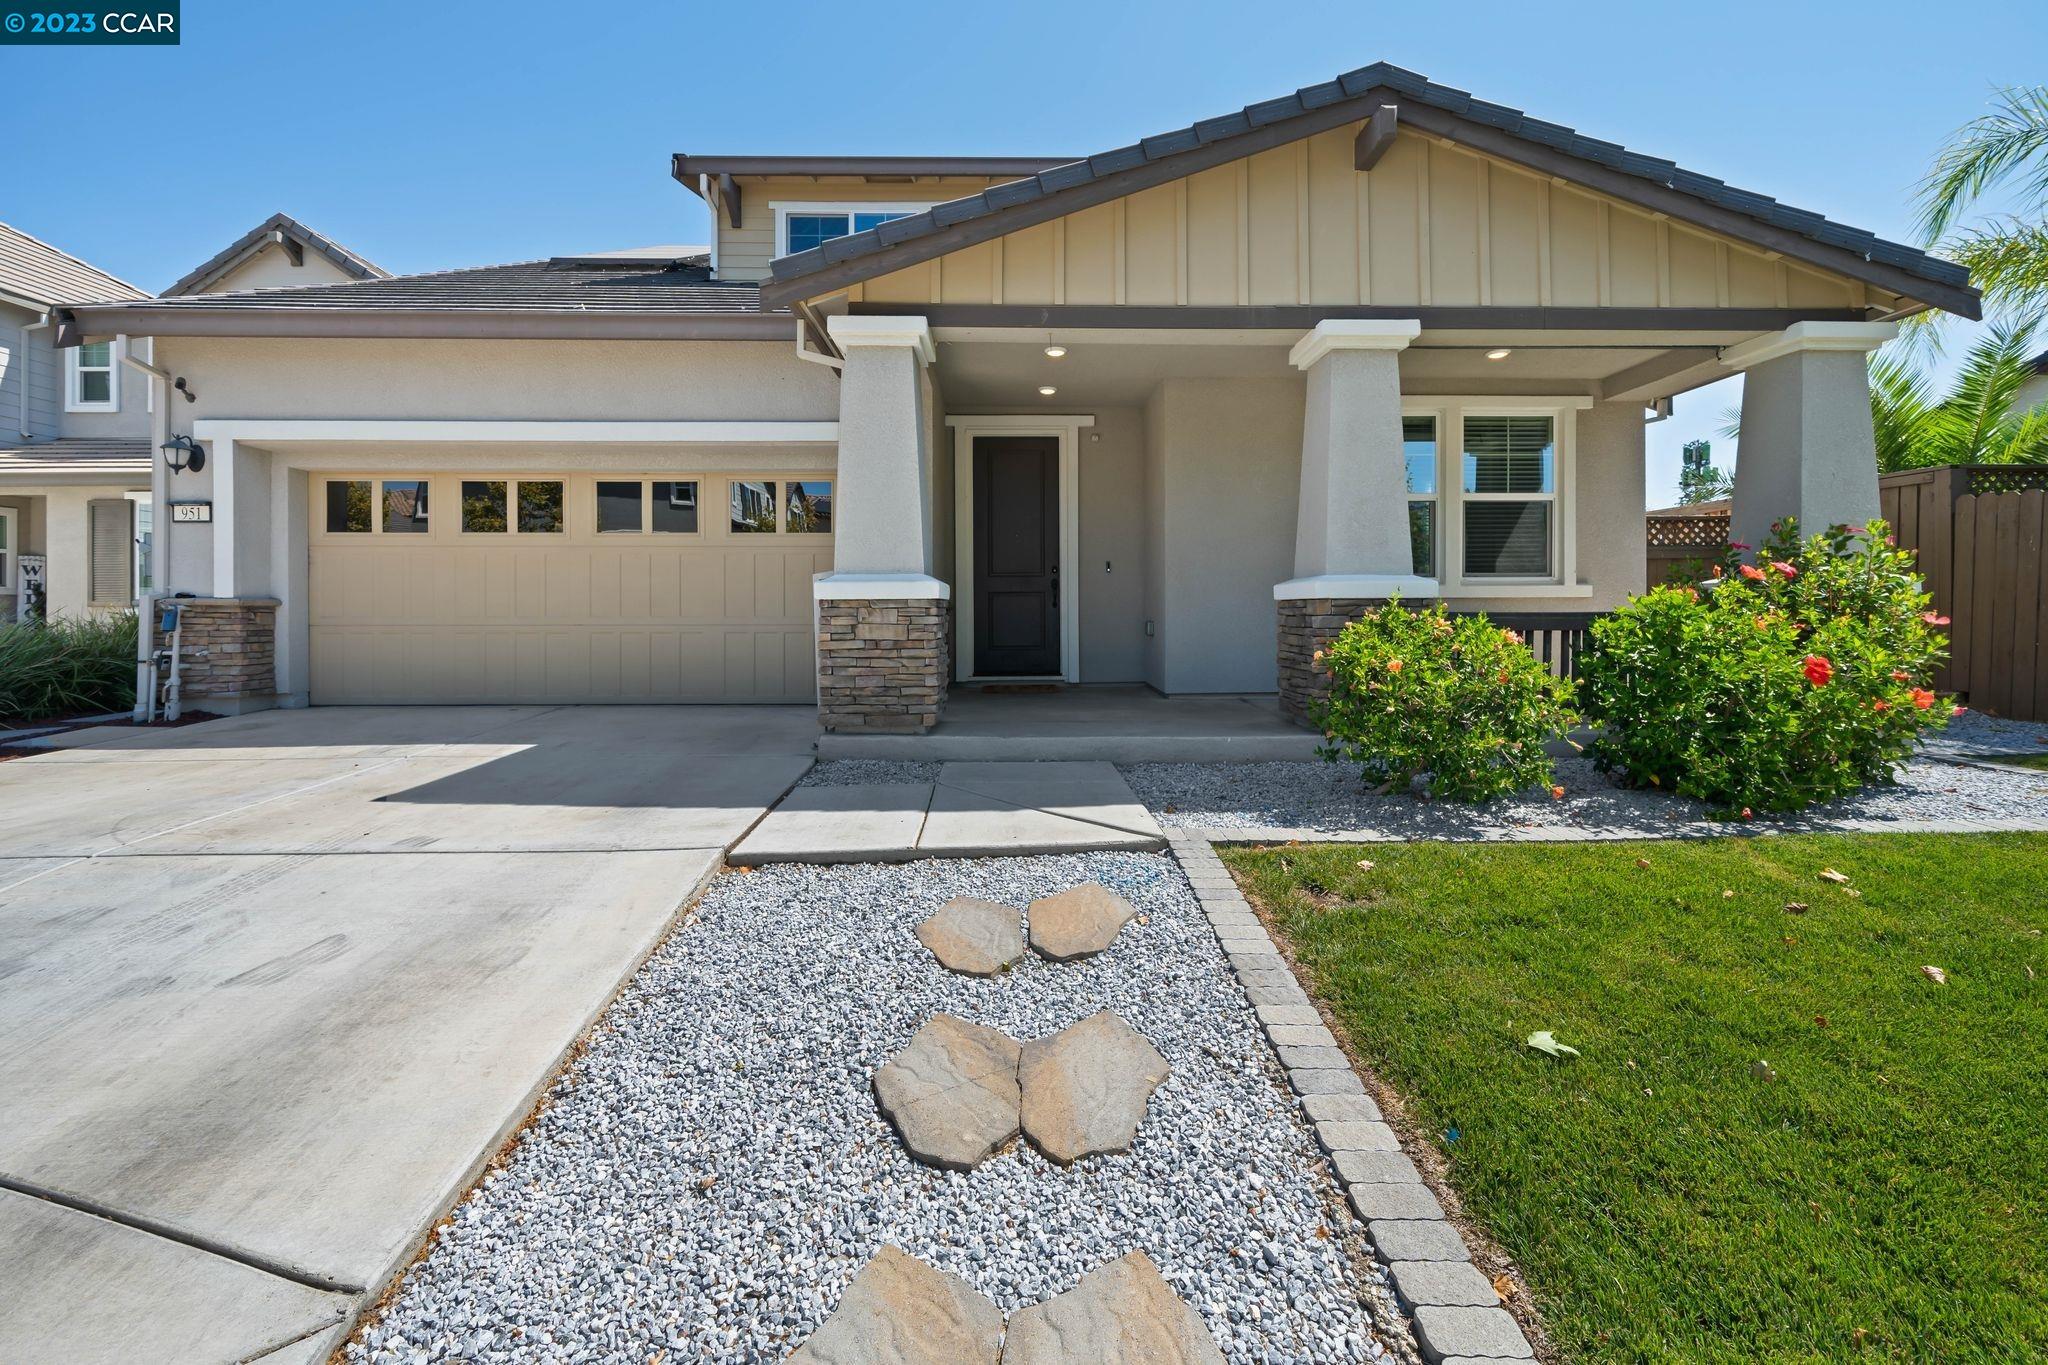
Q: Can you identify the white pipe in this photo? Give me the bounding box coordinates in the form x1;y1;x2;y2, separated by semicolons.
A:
118;336;172;606
18;312;50;439
133;593;154;722
793;318;843;372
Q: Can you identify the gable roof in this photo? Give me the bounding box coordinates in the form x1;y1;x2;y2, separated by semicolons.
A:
0;221;149;308
163;212;388;298
0;438;151;480
759;62;1979;319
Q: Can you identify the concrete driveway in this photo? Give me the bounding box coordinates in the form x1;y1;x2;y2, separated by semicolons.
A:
0;706;813;1363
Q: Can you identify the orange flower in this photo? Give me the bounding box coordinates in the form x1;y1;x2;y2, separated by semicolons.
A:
1872;699;1891;713
1550;785;1566;800
1387;659;1404;674
1497;670;1511;685
1910;688;1936;710
1890;669;1910;683
1754;616;1772;630
1803;654;1833;687
1738;564;1766;582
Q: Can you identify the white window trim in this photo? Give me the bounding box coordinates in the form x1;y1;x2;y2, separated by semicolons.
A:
1402;396;1589;597
771;202;926;259
66;341;118;412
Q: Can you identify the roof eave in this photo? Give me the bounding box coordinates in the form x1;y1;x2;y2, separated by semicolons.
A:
55;303;793;344
671;154;1073;186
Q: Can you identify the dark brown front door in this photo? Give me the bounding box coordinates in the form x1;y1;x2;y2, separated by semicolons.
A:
973;436;1060;676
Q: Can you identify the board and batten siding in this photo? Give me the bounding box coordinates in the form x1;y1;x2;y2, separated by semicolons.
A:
716;178;1030;282
848;128;1894;313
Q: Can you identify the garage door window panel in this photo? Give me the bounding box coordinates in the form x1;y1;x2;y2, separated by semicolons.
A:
326;480;373;533
730;480;777;533
651;481;699;533
382;481;431;534
786;480;832;534
461;481;509;533
518;481;565;533
597;481;644;533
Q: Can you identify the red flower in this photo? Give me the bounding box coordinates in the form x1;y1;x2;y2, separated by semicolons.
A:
1890;669;1910;683
1910;688;1936;710
1740;807;1754;821
1729;542;1752;552
1550;785;1566;800
1922;612;1951;627
1803;654;1833;687
1872;700;1891;713
1770;560;1799;578
1952;704;1968;717
1387;659;1404;674
1739;564;1766;582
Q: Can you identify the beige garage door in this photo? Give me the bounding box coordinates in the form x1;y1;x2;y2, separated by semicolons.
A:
308;471;833;703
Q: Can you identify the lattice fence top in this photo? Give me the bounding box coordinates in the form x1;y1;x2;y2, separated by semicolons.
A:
1963;466;2048;496
1646;511;1731;548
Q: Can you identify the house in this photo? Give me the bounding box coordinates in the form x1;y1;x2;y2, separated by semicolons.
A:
50;62;1980;729
2018;348;2048;415
0;213;383;624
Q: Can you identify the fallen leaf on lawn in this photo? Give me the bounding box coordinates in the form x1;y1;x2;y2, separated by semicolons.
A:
1921;964;1948;985
2028;965;2037;980
1785;902;1809;914
1355;859;1375;870
1722;889;1735;899
1843;887;1862;898
1491;1273;1515;1302
1635;857;1652;869
1819;868;1851;884
1526;1030;1581;1059
1752;1060;1778;1082
1814;1015;1828;1028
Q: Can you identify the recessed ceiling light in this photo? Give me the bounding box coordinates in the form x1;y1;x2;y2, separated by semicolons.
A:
1485;347;1513;361
1038;385;1058;396
1043;345;1068;358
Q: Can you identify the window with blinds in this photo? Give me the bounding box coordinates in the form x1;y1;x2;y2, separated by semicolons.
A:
88;499;134;607
1460;415;1556;578
1403;416;1438;578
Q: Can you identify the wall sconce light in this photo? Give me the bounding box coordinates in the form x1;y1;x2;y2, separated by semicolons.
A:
160;435;206;473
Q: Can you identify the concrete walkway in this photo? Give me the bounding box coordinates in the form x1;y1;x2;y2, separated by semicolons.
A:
730;760;1167;863
816;686;1321;762
0;705;813;1364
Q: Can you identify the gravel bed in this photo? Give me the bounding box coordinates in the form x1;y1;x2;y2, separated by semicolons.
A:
1122;751;2048;839
1920;710;2048;758
348;852;1401;1364
796;759;942;787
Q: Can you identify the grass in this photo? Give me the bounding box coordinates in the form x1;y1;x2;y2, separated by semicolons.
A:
0;613;137;723
1224;834;2047;1363
1990;752;2048;771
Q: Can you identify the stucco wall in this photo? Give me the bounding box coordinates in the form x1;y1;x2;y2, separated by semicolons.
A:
1142;388;1167;690
1076;406;1149;683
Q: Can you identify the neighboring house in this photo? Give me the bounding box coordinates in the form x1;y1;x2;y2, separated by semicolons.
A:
0;213;382;624
53;62;1981;730
2018;348;2048;415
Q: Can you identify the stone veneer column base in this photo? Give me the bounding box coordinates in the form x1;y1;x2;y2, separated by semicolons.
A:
1277;597;1415;728
152;597;280;710
817;598;951;734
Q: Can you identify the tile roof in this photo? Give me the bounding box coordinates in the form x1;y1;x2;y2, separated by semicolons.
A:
107;253;767;316
0;438;151;478
766;61;1972;303
0;222;149;307
163;212;389;297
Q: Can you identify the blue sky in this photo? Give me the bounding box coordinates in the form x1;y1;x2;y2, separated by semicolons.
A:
10;0;2043;503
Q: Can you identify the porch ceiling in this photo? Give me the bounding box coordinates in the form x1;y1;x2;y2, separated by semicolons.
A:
930;329;1747;408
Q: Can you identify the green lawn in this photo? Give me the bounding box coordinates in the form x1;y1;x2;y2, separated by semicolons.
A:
1224;834;2047;1363
1992;752;2048;771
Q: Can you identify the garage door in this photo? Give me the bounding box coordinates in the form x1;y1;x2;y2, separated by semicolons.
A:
308;472;833;703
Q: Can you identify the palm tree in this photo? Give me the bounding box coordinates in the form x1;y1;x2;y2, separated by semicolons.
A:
1917;86;2048;328
1721;324;2048;471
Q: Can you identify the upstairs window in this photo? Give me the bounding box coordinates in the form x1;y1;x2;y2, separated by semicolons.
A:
67;341;117;411
776;205;918;258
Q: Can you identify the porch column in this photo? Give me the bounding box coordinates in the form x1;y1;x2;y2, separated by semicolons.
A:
1723;321;1896;553
1274;319;1432;725
814;315;951;735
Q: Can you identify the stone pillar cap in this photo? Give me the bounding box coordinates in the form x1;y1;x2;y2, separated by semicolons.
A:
1289;319;1422;370
1719;320;1897;371
1275;574;1438;601
814;571;951;601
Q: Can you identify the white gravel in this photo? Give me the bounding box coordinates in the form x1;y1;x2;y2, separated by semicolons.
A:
347;852;1403;1365
1122;750;2048;839
797;759;942;787
1920;710;2048;759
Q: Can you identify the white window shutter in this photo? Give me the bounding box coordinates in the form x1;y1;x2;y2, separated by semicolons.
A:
88;499;134;607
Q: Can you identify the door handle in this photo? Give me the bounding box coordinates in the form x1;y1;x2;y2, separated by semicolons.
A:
1051;563;1060;608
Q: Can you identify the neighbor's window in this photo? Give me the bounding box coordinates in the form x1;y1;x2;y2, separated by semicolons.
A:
1403;417;1438;578
730;480;777;533
325;480;372;533
382;480;430;533
1460;415;1556;578
518;481;565;533
461;480;508;533
68;341;116;410
780;208;915;257
651;480;699;533
597;481;643;533
786;479;832;534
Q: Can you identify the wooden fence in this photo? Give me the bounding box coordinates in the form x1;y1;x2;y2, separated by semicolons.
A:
1645;506;1730;585
1881;465;2048;721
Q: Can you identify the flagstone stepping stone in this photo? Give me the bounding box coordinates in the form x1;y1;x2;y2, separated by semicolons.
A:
872;1013;1022;1170
915;897;1025;976
1002;1251;1224;1364
1018;1011;1169;1165
788;1245;1004;1365
1027;883;1137;961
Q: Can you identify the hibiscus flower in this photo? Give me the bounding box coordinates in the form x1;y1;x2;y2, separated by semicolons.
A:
1803;654;1833;687
1770;560;1799;578
1910;688;1936;710
1739;564;1766;582
1922;612;1951;627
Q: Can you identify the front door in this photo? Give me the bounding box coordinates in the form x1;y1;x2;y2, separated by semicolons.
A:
973;436;1060;676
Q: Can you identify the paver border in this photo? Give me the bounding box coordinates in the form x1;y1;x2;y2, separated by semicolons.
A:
1169;831;1539;1364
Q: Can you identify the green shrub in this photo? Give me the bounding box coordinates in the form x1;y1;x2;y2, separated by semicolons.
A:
1580;519;1952;814
0;613;138;723
1313;601;1578;801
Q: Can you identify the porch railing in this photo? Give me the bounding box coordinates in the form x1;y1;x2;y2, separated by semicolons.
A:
1449;610;1603;681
